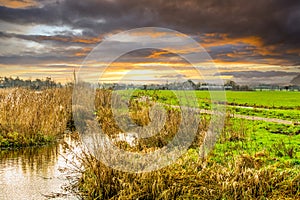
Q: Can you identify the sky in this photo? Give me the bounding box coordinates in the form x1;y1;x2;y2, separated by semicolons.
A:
0;0;299;85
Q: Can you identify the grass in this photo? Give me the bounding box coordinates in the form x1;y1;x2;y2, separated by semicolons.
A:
68;148;299;199
224;91;300;109
0;88;72;148
228;106;300;121
213;118;300;165
135;90;300;109
67;89;300;199
128;90;300;122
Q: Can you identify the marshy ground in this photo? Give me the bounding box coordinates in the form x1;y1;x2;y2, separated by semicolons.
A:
0;88;299;199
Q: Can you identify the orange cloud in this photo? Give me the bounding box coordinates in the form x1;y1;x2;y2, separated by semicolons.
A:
201;33;263;48
74;47;93;57
144;33;280;62
203;33;286;59
147;50;170;59
0;0;38;8
286;48;300;56
72;37;101;44
146;46;203;59
37;35;101;44
129;29;185;39
225;50;250;58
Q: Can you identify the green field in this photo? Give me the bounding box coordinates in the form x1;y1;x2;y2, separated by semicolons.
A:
136;90;300;108
127;90;300;121
223;91;300;108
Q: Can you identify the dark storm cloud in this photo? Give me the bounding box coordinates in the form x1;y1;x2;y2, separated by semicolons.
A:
215;70;299;85
0;53;82;65
0;0;159;34
0;4;60;25
0;31;100;45
217;71;299;78
1;0;300;42
0;0;300;65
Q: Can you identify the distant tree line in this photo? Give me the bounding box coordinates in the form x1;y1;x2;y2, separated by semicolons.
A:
100;80;250;91
0;76;62;90
100;79;300;91
1;77;298;91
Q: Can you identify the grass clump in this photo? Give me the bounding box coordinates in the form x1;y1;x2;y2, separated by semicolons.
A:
0;88;72;148
69;148;300;199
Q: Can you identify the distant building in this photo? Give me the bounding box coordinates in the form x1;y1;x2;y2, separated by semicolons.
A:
253;84;300;91
254;84;279;91
224;86;233;90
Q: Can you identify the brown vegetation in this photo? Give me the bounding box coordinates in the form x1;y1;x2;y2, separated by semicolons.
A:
0;88;72;147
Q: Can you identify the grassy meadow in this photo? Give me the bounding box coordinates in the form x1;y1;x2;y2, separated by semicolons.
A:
141;90;300;107
134;90;300;121
1;88;299;199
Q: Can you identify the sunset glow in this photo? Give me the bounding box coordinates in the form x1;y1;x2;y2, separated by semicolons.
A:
0;0;299;85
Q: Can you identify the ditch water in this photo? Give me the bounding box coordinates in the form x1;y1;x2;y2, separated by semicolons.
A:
0;135;79;200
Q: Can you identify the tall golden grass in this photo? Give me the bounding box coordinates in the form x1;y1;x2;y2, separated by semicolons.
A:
68;150;299;199
0;88;72;147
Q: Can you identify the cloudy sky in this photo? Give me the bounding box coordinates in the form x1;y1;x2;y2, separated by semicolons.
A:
0;0;299;84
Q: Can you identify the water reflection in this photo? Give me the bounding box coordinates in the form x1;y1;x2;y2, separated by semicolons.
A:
0;135;78;200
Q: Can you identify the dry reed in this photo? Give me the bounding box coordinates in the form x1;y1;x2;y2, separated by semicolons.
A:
0;87;72;147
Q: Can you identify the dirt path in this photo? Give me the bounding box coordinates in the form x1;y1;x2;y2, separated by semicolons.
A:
195;108;294;124
166;104;295;125
229;113;293;124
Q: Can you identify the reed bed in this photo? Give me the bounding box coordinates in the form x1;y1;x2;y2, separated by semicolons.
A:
69;150;299;199
0;88;72;147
